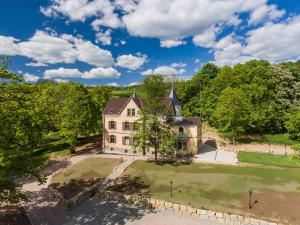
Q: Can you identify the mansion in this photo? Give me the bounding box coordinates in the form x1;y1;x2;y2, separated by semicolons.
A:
102;87;202;156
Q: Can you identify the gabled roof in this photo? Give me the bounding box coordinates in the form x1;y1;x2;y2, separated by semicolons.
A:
103;96;175;115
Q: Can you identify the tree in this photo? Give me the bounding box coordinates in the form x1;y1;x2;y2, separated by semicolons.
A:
0;56;22;82
286;108;300;140
0;83;48;202
59;83;98;153
133;112;177;161
133;75;176;162
201;62;219;79
213;88;252;143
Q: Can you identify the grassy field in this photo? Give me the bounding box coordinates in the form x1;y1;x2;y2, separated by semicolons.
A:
120;160;300;224
259;133;300;146
238;152;300;168
51;157;121;198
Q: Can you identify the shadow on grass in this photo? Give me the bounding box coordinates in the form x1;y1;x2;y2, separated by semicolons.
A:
108;175;151;196
145;160;192;167
50;178;103;200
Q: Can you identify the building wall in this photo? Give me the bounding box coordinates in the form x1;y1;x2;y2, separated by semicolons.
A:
103;98;140;154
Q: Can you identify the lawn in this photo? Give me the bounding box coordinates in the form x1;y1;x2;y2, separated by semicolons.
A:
51;157;121;199
238;152;300;168
120;160;300;224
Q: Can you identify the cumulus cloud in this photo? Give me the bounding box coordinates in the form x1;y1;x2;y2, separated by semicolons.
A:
41;0;122;30
160;39;187;48
193;26;219;48
211;16;300;65
44;67;82;79
116;54;147;70
23;73;40;83
122;0;267;41
44;67;121;80
95;29;112;45
0;31;114;67
170;62;186;68
25;62;48;67
54;78;69;83
249;4;285;25
82;67;120;79
106;82;119;87
126;81;140;86
142;65;185;76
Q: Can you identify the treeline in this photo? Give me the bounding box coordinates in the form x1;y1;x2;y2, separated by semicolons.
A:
0;56;111;202
176;60;300;142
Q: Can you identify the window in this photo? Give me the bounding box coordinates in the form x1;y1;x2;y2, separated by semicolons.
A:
108;121;116;129
123;136;130;146
124;122;130;130
179;127;184;133
109;135;116;144
127;108;136;117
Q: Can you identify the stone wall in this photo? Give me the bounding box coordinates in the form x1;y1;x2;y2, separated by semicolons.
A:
98;190;281;225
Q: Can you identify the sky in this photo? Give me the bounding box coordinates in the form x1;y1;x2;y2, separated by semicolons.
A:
1;0;300;86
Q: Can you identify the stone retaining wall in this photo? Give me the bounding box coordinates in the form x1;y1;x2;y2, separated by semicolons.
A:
50;183;99;209
98;190;281;225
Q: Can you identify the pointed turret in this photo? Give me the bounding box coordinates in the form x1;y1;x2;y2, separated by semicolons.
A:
169;84;181;116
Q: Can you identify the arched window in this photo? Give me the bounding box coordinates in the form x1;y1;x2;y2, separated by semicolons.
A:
109;135;116;143
179;127;184;133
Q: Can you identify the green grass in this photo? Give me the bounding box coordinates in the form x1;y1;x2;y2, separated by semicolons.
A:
52;157;121;185
260;133;300;145
238;152;300;168
121;160;300;224
240;133;300;146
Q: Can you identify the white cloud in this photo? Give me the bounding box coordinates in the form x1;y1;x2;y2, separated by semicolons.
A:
95;29;112;45
19;31;78;64
170;62;186;68
82;67;121;79
212;16;300;65
249;4;285;25
54;78;69;83
127;81;140;86
106;82;119;87
142;65;183;76
160;39;187;48
44;67;82;79
25;62;48;67
41;0;122;30
194;59;200;64
116;54;147;70
23;73;40;83
44;67;121;80
115;0;137;13
120;40;126;45
122;0;267;41
0;31;114;67
193;26;219;48
0;36;20;55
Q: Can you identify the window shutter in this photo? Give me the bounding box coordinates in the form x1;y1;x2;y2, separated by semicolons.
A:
130;137;133;145
114;121;117;130
122;122;125;131
108;121;111;129
122;136;125;145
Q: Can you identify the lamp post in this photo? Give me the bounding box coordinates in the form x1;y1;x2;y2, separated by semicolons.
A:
170;180;173;197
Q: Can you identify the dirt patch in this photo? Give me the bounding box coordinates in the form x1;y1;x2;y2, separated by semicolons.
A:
0;204;31;225
240;191;300;225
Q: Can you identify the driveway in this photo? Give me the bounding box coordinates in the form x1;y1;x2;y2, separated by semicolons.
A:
194;144;237;165
64;197;222;225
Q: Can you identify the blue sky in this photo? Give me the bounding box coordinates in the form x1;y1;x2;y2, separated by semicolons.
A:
1;0;300;86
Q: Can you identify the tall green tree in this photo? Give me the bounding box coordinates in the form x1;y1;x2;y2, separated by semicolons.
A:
286;108;300;140
59;83;98;153
214;88;252;143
